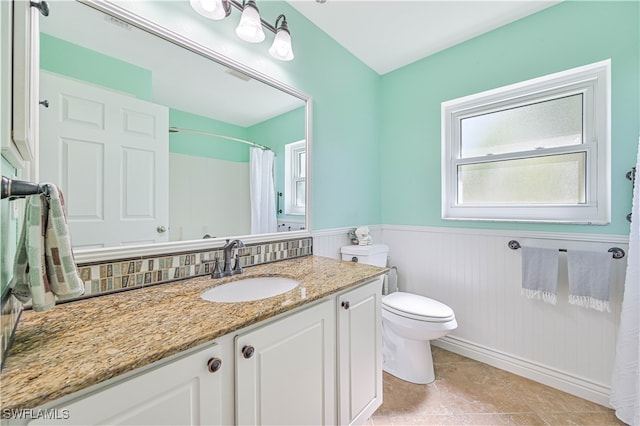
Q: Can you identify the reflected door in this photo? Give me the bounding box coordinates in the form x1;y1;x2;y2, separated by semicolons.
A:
39;71;169;249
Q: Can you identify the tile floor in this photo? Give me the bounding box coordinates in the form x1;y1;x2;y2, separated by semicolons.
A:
370;346;626;426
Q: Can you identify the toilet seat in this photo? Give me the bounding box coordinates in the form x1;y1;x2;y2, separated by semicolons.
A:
382;292;455;323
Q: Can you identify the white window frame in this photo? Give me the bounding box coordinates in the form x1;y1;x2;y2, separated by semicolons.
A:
441;60;610;224
284;140;305;215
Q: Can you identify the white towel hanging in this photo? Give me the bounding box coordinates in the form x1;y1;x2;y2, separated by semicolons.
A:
567;249;612;312
520;246;560;305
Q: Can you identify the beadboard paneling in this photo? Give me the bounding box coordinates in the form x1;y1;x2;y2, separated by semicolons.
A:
312;226;383;259
382;225;627;406
312;225;629;406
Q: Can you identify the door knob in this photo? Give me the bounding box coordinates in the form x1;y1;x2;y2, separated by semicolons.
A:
341;301;350;310
207;357;222;373
156;225;167;233
242;345;255;359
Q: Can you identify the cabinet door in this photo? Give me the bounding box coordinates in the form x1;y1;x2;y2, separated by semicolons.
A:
28;343;225;426
11;0;42;164
337;279;383;426
236;299;336;425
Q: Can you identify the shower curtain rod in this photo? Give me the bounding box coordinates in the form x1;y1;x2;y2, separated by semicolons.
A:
168;127;271;151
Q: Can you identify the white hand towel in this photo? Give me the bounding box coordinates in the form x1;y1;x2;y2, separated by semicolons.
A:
521;246;559;304
10;184;84;311
567;250;612;312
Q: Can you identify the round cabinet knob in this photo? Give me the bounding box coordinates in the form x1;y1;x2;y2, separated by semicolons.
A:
156;225;167;234
207;357;222;373
351;256;358;263
341;301;350;310
242;345;255;359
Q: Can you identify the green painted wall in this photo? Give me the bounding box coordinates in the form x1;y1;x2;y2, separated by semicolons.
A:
41;1;637;236
254;2;382;230
118;1;383;231
380;1;639;236
169;109;250;162
40;33;152;100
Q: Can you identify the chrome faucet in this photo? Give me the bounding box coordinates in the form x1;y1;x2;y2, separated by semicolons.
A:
218;239;245;277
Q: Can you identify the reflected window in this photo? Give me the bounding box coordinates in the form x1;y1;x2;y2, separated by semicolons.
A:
284;140;305;215
441;60;610;223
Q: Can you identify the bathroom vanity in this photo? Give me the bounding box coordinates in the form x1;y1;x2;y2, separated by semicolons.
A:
0;256;386;426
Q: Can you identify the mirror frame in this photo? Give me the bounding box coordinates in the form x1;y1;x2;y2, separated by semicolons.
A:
63;0;312;263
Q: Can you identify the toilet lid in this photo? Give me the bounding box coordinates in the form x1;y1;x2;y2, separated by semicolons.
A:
382;292;455;322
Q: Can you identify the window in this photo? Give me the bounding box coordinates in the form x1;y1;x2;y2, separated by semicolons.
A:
441;60;610;223
284;140;306;215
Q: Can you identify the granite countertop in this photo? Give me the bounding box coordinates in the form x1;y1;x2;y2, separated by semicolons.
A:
0;255;387;411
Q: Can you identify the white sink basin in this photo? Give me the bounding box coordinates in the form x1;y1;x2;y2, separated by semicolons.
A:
201;277;300;303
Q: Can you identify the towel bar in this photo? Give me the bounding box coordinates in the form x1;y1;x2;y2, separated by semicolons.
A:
508;240;625;259
626;167;635;223
1;176;49;200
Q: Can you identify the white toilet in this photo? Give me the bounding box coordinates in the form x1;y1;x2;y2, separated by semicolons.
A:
341;244;457;384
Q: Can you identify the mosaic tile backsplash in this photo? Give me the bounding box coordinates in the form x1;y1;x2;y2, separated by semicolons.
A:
0;236;312;368
75;237;312;297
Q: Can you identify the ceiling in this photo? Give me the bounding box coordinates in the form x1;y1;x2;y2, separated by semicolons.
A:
288;0;561;75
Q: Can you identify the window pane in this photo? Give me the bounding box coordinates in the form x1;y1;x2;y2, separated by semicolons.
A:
295;181;305;207
458;152;586;204
297;151;306;178
460;94;583;157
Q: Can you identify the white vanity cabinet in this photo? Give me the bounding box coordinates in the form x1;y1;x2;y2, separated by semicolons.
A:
336;278;383;426
235;299;336;425
11;278;384;426
26;343;227;426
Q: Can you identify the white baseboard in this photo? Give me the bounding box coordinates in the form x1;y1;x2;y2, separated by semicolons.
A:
433;336;612;408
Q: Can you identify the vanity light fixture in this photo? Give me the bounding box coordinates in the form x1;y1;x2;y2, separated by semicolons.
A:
235;0;265;43
190;0;294;61
189;0;230;20
268;15;293;61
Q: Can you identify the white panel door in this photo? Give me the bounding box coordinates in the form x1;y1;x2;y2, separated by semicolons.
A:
39;71;169;249
235;300;336;425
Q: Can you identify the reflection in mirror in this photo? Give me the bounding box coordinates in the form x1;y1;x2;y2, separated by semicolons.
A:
37;0;308;252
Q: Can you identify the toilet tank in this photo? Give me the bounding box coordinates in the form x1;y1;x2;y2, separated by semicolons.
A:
341;244;389;267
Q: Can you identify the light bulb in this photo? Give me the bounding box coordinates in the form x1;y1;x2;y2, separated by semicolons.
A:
269;15;294;61
190;0;228;20
235;1;265;43
269;29;294;61
201;0;216;11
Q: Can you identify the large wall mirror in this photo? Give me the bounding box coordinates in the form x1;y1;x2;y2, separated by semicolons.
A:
36;0;310;260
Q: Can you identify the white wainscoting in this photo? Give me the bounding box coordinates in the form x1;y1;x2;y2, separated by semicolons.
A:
312;225;383;260
312;225;629;406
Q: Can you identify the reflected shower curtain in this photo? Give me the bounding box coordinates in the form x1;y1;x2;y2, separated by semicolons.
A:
610;137;640;426
250;148;277;234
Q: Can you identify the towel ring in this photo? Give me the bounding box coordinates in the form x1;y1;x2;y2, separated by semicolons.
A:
507;240;625;259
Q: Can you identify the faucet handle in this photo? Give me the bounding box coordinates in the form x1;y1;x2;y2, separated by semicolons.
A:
211;256;223;278
231;254;243;275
